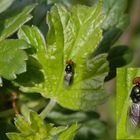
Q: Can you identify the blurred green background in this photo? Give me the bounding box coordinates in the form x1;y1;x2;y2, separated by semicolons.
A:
0;0;140;139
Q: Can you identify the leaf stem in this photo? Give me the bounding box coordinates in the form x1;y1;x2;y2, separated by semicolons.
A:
40;99;56;120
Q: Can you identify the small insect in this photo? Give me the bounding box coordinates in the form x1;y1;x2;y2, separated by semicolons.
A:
64;59;74;87
128;77;140;132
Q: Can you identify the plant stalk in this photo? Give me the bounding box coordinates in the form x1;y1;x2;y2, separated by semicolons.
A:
40;99;56;120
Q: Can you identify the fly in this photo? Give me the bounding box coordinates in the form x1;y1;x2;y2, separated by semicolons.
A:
64;60;74;87
127;77;140;133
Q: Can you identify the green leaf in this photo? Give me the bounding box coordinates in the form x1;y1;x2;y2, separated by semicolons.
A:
50;126;67;136
6;111;76;140
20;105;31;121
47;111;99;125
32;1;49;36
15;56;44;86
14;115;33;135
103;0;129;30
117;68;140;139
59;123;80;140
18;25;47;73
0;39;30;80
19;93;47;114
0;3;36;41
75;119;107;140
0;0;15;13
7;111;50;140
106;45;133;81
94;27;123;56
47;110;106;139
17;2;109;111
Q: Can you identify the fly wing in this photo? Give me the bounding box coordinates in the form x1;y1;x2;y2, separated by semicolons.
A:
127;102;140;134
128;104;140;126
64;72;72;86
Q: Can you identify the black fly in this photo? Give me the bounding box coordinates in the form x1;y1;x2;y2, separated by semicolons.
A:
128;77;140;132
64;60;74;87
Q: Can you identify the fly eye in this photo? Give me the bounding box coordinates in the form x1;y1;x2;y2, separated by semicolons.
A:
134;87;140;93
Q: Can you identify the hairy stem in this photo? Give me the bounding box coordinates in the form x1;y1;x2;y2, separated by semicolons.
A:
11;91;20;115
40;99;56;120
